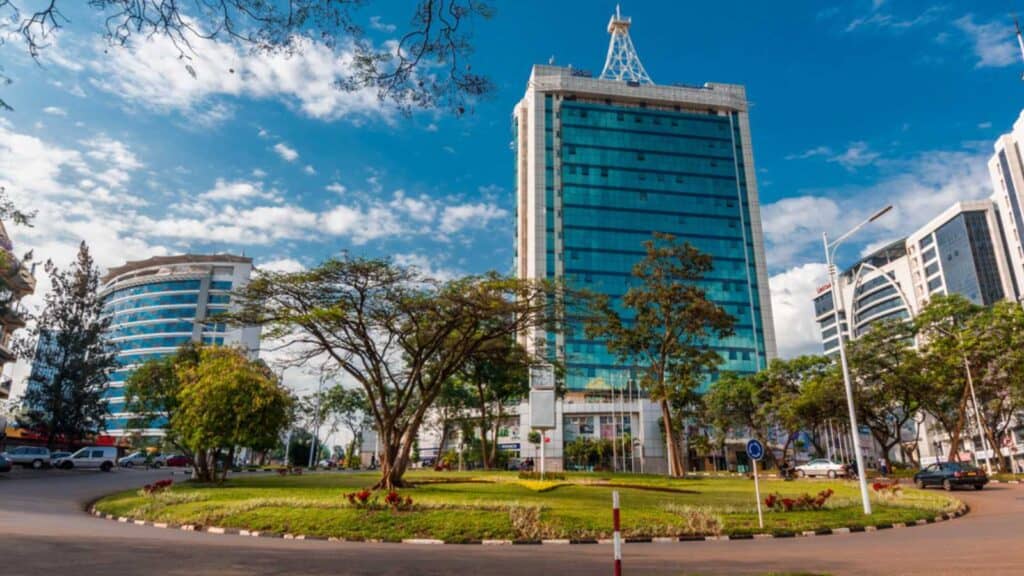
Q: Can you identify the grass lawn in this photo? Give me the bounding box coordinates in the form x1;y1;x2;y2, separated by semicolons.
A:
93;470;961;542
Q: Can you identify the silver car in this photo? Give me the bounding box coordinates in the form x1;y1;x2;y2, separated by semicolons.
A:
2;446;51;469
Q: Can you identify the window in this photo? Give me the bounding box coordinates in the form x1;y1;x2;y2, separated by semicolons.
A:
600;168;608;178
568;145;576;155
616;112;624;121
637;152;645;161
91;450;105;458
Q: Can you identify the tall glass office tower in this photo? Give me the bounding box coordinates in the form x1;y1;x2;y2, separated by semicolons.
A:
514;15;775;395
99;254;260;437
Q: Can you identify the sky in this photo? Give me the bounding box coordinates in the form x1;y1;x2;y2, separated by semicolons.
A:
2;0;1024;409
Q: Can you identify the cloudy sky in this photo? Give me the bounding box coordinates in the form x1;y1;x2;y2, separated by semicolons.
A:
1;0;1023;401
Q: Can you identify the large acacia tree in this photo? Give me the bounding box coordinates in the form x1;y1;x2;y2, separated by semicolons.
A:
231;256;557;489
582;233;735;477
0;0;493;114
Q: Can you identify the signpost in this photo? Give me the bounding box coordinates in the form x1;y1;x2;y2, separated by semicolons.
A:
529;364;556;480
746;439;765;530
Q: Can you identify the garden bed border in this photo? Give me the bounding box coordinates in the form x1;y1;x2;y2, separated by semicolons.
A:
86;501;969;545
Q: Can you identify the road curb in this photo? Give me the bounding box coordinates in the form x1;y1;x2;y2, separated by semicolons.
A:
87;501;969;546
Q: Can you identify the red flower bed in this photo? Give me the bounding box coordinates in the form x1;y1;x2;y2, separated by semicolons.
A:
764;488;833;512
142;479;173;495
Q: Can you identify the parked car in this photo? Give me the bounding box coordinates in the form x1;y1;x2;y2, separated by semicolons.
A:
164;454;192;467
0;454;11;473
53;446;117;472
913;462;988;491
50;451;72;462
794;458;846;479
2;446;51;469
118;451;166;468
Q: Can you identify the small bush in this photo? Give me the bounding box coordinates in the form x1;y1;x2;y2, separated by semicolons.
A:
508;505;543;540
764;489;834;512
872;481;903;499
384;490;414;511
345;489;373;508
139;479;173;496
663;503;722;535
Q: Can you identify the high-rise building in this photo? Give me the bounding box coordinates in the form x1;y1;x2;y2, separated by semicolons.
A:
99;254;260;437
906;200;1017;306
988;109;1024;301
512;9;775;473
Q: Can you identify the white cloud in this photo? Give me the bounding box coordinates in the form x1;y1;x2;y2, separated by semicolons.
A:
42;106;67;116
786;142;879;170
955;15;1018;68
274;142;299;162
440;202;508;234
79;33;394;124
978;121;992;129
303;164;317;175
393;253;460;282
326;182;347;195
769;263;829;359
252;168;268;178
762;146;992;271
369;16;397;33
828;141;880;170
201;178;275;202
845;5;944;33
258;258;306;273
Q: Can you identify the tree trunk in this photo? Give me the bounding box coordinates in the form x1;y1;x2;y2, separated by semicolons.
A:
374;402;434;490
983;423;1005;473
947;385;972;462
220;446;235;483
489;404;502;469
659;400;683;477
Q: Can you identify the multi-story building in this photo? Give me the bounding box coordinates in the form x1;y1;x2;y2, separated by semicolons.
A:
812;239;915;357
988;109;1024;301
906;200;1017;307
511;9;775;473
0;220;35;401
99;254;260;437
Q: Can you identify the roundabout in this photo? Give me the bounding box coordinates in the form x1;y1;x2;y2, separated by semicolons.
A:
1;468;1021;575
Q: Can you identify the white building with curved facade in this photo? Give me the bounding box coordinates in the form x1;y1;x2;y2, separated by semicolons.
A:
99;254;260;437
813;239;917;356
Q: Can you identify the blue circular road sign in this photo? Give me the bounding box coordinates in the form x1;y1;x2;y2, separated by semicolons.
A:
746;439;765;461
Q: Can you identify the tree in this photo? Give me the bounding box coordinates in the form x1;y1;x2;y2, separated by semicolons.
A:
915;295;985;464
845;319;927;465
230;256;557;489
320;384;371;465
457;336;532;469
963;301;1024;471
122;341;203;460
582;233;735;477
173;346;292;482
0;1;493;115
790;363;845;457
18;242;116;448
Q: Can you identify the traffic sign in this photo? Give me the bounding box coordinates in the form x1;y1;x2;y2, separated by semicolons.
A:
746;439;765;461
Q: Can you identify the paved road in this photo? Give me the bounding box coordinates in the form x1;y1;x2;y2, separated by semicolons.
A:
0;469;1021;575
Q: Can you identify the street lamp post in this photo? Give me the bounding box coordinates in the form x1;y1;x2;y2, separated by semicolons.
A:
823;204;892;515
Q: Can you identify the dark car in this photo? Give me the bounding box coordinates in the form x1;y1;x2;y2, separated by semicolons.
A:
165;455;192;467
0;454;11;473
914;461;988;491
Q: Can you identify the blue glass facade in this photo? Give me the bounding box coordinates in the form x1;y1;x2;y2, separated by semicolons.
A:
933;212;1005;306
98;257;250;435
518;77;773;392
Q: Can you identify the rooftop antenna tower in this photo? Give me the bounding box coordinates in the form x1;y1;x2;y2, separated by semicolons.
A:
599;5;653;84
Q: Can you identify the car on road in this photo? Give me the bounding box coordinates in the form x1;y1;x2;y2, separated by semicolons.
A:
118;451;165;468
164;454;192;467
794;458;847;479
2;446;51;469
49;451;71;463
0;454;11;473
53;446;117;472
914;462;988;491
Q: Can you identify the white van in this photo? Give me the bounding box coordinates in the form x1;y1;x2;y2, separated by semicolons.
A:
54;446;118;472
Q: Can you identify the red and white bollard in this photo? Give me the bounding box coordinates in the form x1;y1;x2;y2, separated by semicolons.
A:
612;490;622;576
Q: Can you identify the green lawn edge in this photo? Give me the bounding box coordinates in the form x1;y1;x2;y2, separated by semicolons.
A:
93;471;962;542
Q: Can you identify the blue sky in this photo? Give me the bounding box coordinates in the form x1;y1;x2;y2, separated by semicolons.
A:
2;0;1024;372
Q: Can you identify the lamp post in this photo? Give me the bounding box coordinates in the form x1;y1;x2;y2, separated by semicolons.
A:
823;204;892;515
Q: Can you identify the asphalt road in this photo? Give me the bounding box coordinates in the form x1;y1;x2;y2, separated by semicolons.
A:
0;468;1021;576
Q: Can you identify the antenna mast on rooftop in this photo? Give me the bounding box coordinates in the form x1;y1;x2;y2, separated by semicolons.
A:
599;5;653;85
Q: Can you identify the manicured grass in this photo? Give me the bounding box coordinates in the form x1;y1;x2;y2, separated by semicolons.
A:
93;470;960;542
